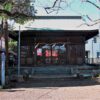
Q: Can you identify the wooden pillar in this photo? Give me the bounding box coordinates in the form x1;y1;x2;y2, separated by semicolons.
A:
42;47;46;65
31;46;34;66
33;37;37;66
58;45;60;65
50;44;52;64
82;42;85;64
33;43;37;66
65;43;68;65
83;37;86;64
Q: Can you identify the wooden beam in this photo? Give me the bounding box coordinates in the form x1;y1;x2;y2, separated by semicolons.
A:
33;16;81;19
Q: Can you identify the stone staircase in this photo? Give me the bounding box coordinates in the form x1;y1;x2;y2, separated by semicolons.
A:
31;66;73;78
8;66;76;79
8;65;100;79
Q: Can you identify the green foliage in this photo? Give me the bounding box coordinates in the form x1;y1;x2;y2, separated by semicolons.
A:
0;2;12;20
0;1;35;24
9;39;17;51
0;13;9;20
0;16;2;20
3;2;12;12
14;15;33;24
94;74;100;78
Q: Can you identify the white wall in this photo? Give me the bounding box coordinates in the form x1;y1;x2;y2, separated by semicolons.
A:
85;35;100;59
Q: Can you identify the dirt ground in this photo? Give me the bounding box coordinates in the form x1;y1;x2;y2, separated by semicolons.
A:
0;78;100;100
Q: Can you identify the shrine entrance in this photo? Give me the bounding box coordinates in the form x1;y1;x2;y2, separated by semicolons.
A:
36;43;66;66
18;29;98;67
20;43;67;66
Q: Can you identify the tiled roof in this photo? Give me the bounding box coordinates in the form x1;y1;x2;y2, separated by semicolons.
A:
14;16;99;31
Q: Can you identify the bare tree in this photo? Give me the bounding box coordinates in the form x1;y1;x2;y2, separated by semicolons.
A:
40;0;100;26
44;0;67;14
81;0;100;10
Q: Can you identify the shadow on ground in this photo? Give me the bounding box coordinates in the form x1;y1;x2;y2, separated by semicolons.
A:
0;89;25;92
13;78;100;89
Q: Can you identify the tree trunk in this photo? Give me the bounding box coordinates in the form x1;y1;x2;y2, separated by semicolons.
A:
2;19;9;75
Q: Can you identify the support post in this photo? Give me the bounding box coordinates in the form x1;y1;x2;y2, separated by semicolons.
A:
18;26;21;76
34;42;37;66
92;40;94;64
50;44;52;64
65;43;68;64
1;51;6;87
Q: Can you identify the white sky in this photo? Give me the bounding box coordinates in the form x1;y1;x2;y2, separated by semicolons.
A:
34;0;100;20
13;0;100;30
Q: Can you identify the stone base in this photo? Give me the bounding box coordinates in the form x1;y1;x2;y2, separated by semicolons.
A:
0;86;3;89
94;77;100;82
17;75;24;82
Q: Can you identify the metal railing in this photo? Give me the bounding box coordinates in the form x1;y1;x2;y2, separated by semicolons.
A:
85;58;100;64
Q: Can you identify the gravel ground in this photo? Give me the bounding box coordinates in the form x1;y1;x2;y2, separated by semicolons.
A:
0;78;100;100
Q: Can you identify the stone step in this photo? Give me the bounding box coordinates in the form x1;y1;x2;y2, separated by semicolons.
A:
29;74;76;79
33;67;71;75
8;66;73;76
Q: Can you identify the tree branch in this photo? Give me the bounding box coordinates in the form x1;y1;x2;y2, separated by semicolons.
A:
53;0;59;7
78;19;100;27
44;0;65;14
85;0;100;10
0;9;34;18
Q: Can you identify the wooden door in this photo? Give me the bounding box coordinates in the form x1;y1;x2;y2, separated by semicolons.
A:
67;44;85;65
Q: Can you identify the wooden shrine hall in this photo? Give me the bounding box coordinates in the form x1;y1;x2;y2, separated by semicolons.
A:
12;16;99;67
13;30;99;67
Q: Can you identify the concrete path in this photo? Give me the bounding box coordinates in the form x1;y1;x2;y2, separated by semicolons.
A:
0;78;100;100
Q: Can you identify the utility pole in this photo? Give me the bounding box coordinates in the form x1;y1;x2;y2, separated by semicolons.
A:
1;50;6;87
18;26;21;76
1;19;6;88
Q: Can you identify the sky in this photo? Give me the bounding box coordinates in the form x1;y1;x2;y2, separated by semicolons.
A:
12;0;100;30
34;0;100;20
